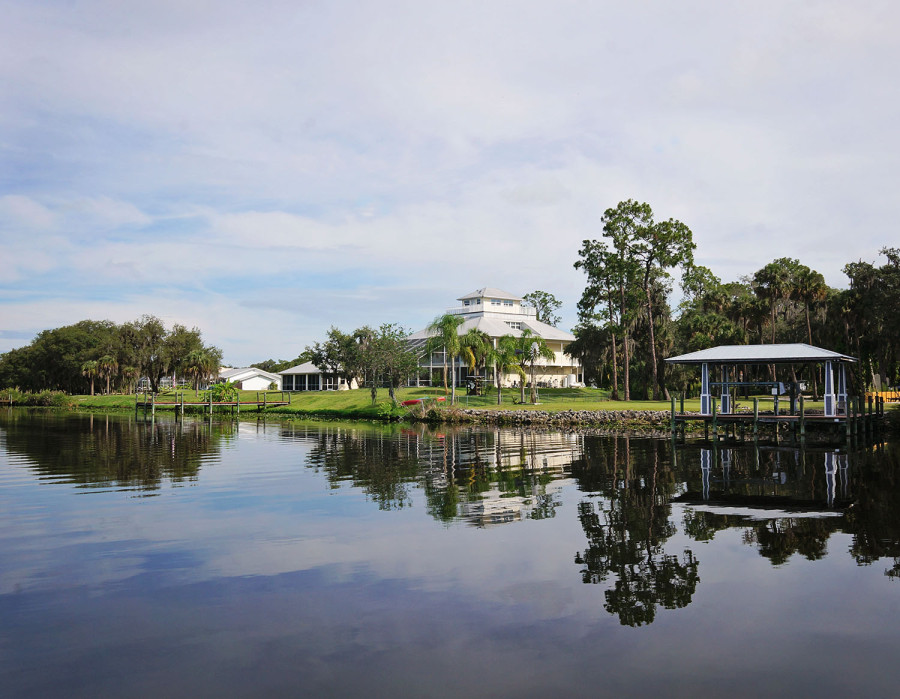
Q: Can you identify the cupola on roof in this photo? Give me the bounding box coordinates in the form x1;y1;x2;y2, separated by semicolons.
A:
457;287;522;302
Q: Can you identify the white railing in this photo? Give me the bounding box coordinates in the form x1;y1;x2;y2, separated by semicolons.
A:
445;305;537;317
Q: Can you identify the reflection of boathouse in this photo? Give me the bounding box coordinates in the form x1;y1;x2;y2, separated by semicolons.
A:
673;444;853;511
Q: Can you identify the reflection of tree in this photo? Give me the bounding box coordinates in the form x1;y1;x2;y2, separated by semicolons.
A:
675;443;900;574
742;518;834;565
0;411;229;490
304;426;422;510
683;508;840;565
845;443;900;578
573;436;699;626
677;446;849;566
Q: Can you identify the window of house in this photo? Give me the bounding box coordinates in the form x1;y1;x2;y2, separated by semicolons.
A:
506;321;521;330
503;300;513;307
491;299;501;306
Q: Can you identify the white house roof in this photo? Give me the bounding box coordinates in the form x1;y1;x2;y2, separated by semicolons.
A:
279;361;324;375
665;343;857;365
457;287;522;302
219;367;282;381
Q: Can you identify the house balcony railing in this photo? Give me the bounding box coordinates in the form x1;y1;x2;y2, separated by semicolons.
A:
445;305;537;317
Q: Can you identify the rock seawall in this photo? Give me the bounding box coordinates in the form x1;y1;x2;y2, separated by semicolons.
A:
436;408;672;428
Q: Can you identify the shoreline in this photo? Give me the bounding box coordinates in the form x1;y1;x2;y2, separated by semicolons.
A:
6;401;679;433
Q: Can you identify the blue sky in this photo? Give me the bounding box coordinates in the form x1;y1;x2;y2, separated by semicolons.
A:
2;0;898;365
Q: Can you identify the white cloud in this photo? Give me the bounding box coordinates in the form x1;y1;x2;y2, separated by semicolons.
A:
0;194;56;230
2;0;899;361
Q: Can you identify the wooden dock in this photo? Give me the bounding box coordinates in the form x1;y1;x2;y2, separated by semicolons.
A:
670;394;887;445
136;390;292;417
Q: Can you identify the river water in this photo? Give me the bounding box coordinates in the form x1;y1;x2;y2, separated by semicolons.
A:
2;409;899;697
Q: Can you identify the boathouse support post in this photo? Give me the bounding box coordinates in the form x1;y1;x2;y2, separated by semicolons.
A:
799;395;806;441
720;366;731;414
844;397;853;444
700;363;711;416
670;395;676;437
824;360;836;417
711;397;718;441
753;397;759;440
837;364;848;415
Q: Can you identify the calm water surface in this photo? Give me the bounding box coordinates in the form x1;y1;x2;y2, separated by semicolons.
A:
2;409;899;697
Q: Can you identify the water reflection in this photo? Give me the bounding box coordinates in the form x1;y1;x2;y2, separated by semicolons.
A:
673;441;900;577
281;423;579;525
0;410;234;492
3;409;900;631
569;437;697;625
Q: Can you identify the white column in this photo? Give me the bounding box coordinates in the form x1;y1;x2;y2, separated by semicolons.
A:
700;363;711;415
823;360;836;417
837;364;848;414
720;366;731;414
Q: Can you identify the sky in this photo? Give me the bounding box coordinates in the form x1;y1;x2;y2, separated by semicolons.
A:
2;0;897;366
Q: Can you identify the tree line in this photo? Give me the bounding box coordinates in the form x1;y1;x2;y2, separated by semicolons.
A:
4;199;896;401
0;315;222;394
305;324;421;404
570;199;900;398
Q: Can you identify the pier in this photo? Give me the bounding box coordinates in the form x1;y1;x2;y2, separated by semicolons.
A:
136;390;292;417
669;393;886;445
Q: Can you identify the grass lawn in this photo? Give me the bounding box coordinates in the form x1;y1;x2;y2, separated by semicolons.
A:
67;386;829;417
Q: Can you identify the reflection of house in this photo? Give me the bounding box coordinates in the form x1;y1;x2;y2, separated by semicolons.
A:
279;361;358;391
458;481;567;527
407;287;582;387
218;367;282;391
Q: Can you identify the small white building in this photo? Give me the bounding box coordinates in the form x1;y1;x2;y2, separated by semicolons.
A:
218;367;282;391
279;361;358;391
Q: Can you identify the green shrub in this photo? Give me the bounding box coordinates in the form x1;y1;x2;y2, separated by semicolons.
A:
377;401;407;420
1;388;72;407
210;380;238;402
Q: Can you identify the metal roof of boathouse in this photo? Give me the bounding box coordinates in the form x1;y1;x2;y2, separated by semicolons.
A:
665;343;857;365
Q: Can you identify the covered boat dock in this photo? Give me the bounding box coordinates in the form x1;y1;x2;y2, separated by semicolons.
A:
665;343;885;443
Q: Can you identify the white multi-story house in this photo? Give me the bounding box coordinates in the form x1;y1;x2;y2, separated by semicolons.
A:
407;287;582;388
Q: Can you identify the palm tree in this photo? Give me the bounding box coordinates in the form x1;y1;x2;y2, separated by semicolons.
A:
81;360;99;396
514;330;555;404
184;349;221;392
121;366;140;394
791;265;828;397
460;328;492;394
425;313;464;403
97;354;118;394
488;335;525;405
